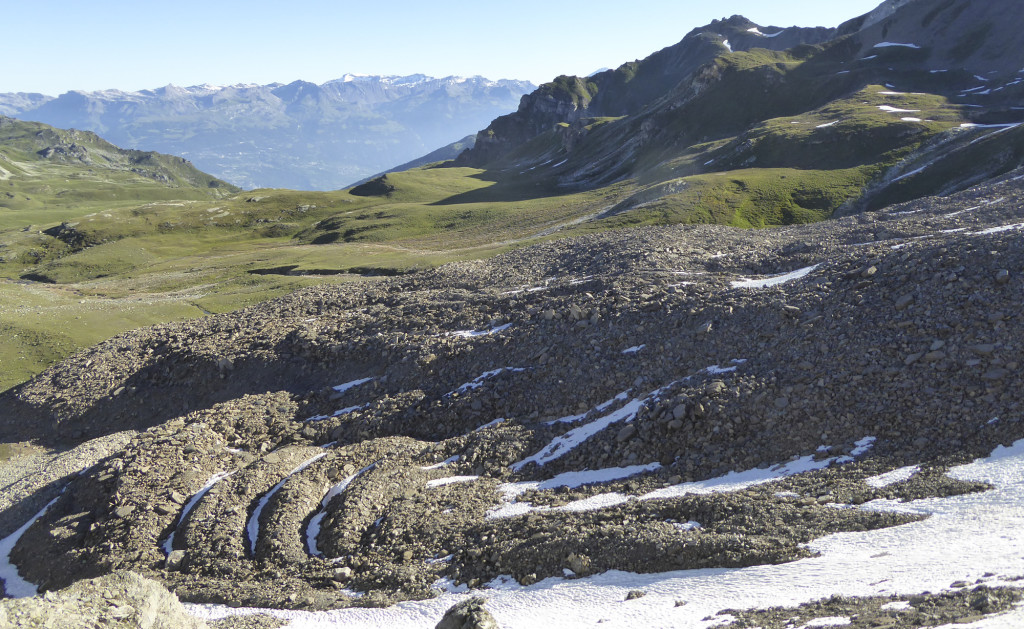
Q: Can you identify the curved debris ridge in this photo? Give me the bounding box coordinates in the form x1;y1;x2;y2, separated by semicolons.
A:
161;470;235;555
1;171;1024;608
246;448;327;558
306;461;377;558
0;494;63;598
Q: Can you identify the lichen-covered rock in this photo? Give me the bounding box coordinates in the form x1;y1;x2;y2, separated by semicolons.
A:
0;571;205;628
436;597;501;629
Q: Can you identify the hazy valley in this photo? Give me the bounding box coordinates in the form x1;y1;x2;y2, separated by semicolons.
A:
0;75;534;190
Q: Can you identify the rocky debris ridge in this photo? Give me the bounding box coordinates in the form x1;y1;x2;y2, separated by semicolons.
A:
0;168;1022;609
0;571;207;628
719;585;1023;628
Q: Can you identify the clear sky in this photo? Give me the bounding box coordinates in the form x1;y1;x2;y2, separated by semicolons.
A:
3;1;884;95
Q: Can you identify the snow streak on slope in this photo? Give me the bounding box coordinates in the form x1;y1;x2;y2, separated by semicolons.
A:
162;470;235;554
447;368;526;396
730;265;819;289
189;439;1024;628
0;495;62;597
510;398;647;472
247;453;326;557
306;461;377;557
512;364;746;472
449;323;513;338
491;439;875;520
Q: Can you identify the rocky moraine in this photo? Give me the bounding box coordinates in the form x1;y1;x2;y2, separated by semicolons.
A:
0;168;1022;624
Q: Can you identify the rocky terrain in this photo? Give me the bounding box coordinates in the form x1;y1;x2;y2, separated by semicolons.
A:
1;164;1021;624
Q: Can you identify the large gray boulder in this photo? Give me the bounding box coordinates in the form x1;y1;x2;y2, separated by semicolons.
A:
436;597;501;629
0;571;206;628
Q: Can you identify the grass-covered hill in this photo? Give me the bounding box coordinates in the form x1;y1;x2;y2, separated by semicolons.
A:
0;116;240;390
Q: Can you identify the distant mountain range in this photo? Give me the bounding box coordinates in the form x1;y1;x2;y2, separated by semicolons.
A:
0;75;534;190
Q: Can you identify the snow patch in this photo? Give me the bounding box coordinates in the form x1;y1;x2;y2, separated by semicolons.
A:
622;345;646;355
643;440;874;501
427;476;480;488
891;165;927;183
495;440;875;520
974;222;1024;235
307;462;377;557
878;105;920;113
420;455;460;470
0;494;62;597
448;367;526;396
248;453;326;556
865;465;920;488
306;404;367;422
497;464;663;501
450;323;513;338
673;521;702;532
474;417;509;432
874;42;921;49
510;398;647;472
333;377;374;394
731;265;820;289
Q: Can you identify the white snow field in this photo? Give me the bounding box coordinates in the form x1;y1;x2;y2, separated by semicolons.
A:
187;439;1024;628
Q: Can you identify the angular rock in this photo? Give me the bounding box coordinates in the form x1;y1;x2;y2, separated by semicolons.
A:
0;571;206;628
435;597;500;629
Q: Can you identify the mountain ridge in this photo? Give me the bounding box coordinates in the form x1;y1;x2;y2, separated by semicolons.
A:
451;0;1024;229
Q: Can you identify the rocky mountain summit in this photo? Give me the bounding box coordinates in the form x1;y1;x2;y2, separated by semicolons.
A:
1;164;1021;620
0;75;534;190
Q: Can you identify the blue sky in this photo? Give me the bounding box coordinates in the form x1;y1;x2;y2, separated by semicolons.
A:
4;1;883;94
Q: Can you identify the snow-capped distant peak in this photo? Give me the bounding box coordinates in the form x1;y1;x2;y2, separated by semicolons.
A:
332;74;436;87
